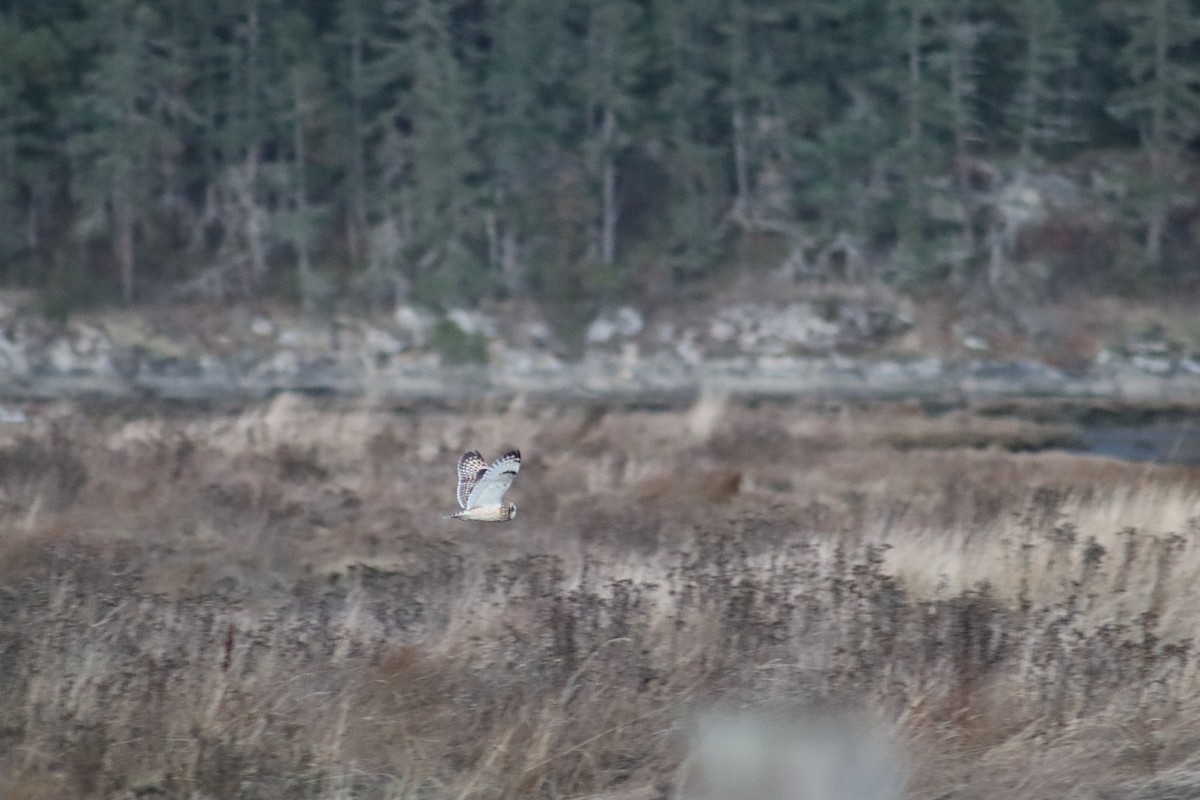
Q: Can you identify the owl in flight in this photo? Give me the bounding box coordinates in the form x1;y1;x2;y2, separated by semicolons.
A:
448;449;521;521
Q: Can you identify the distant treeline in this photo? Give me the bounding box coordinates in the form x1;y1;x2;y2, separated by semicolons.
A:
0;0;1197;311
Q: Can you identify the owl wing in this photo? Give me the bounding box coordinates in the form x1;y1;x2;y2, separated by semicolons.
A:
467;450;521;509
456;451;489;509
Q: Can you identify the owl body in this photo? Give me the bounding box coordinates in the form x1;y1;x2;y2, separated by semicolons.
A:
447;449;521;522
449;503;517;522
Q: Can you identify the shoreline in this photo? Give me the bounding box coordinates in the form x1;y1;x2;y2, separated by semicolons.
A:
2;353;1199;406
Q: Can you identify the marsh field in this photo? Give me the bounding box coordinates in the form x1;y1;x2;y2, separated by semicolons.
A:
2;393;1199;800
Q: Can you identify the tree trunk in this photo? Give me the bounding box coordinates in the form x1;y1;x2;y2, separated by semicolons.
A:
728;0;751;228
900;0;926;245
600;106;618;266
500;225;520;294
731;105;749;223
949;7;978;271
903;0;926;245
907;1;923;150
244;151;267;283
346;24;367;272
114;177;135;304
485;208;499;269
243;1;266;286
1146;0;1168;266
1018;2;1041;163
115;83;138;303
484;206;523;295
293;77;313;310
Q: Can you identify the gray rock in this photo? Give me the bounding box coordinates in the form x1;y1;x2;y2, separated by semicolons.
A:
393;304;434;346
1180;355;1200;376
362;326;406;357
1131;354;1174;375
40;326;117;377
0;331;29;376
586;306;643;345
961;335;988;351
277;328;304;347
250;316;274;337
525;319;552;343
446;307;497;337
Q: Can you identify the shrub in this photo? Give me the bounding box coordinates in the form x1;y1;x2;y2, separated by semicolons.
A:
431;318;488;365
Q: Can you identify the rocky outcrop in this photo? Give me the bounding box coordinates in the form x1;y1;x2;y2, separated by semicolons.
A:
0;300;1197;405
700;300;910;356
1;331;1199;405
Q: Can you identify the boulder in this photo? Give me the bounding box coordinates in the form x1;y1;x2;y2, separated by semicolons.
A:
250;316;274;337
446;307;498;338
393;304;435;347
586;306;644;345
362;326;406;357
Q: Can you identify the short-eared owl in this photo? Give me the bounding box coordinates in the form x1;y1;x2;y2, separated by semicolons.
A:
448;449;521;521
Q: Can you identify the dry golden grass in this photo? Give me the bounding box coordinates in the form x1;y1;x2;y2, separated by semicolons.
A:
1;394;1198;799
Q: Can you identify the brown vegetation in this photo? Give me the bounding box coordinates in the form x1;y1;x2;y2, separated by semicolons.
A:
1;395;1198;799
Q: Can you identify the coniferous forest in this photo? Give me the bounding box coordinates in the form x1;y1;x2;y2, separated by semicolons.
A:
1;0;1199;315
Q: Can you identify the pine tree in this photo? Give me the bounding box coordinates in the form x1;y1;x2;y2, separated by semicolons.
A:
722;0;792;230
781;0;894;244
581;0;646;266
274;10;335;309
481;0;575;294
226;0;276;290
176;0;282;297
0;14;32;267
330;0;381;275
861;0;983;284
1012;0;1083;162
69;0;183;302
893;0;982;187
649;0;730;276
0;7;79;284
368;0;486;303
1108;0;1200;267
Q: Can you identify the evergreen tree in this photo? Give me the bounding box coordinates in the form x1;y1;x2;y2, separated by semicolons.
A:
1108;0;1200;266
863;0;983;284
784;0;894;244
369;0;486;303
69;0;183;302
648;0;729;277
481;0;574;294
173;0;284;297
224;0;278;291
0;14;32;267
722;0;794;230
0;7;76;286
275;10;335;308
581;0;646;267
330;0;381;276
1012;0;1083;162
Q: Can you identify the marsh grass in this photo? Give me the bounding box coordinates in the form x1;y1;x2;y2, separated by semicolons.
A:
1;396;1198;799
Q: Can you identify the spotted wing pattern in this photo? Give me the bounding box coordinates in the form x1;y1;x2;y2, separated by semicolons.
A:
456;451;489;510
466;450;521;509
